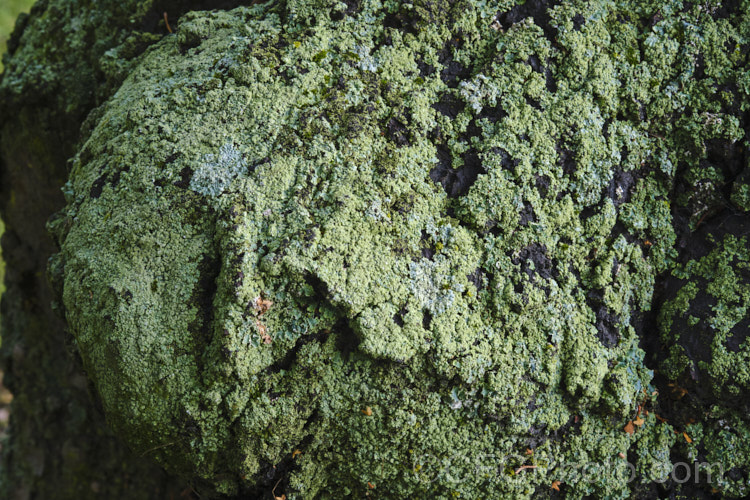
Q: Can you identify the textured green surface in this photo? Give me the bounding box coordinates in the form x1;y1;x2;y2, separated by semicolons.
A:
0;0;746;498
657;230;750;498
41;0;750;498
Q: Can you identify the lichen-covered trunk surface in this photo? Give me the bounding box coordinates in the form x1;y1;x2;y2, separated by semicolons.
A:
2;0;750;499
0;1;203;498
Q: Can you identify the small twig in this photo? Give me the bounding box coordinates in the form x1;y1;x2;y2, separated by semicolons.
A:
140;439;177;457
272;477;285;500
164;12;173;33
515;465;538;474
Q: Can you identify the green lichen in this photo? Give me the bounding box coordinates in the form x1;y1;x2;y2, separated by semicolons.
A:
658;232;750;496
44;0;750;498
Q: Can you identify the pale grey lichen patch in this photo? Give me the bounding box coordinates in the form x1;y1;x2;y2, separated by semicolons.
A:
458;74;499;114
408;258;460;315
190;142;247;197
354;44;378;72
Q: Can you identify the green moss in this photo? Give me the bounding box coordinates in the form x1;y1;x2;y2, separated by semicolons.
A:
41;0;750;498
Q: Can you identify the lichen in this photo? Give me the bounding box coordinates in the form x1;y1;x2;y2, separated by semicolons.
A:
44;0;750;498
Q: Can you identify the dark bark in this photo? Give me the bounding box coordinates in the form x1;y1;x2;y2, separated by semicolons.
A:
0;2;187;498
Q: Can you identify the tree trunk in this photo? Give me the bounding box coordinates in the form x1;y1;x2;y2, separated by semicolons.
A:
0;1;189;498
2;1;750;498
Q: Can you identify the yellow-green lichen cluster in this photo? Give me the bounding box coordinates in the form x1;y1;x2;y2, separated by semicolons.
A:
43;0;750;497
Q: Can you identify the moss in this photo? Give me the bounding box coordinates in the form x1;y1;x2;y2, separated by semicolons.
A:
25;0;750;498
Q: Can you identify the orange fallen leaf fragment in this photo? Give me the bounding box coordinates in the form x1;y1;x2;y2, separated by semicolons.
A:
683;432;693;444
668;383;688;398
253;296;274;315
362;406;373;416
292;449;302;459
618;452;626;459
550;480;561;491
367;482;375;489
624;421;635;434
525;448;534;455
633;417;645;426
256;320;272;344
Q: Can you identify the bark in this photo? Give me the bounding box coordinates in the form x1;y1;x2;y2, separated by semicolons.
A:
0;1;189;498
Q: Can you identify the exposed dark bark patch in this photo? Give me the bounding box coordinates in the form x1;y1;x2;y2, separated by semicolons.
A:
91;164;131;197
512;243;557;281
594;305;620;348
544;58;557;93
266;328;330;374
440;58;470;88
335;320;361;358
710;0;741;20
192;252;220;351
432;92;465;119
496;0;560;41
417;58;436;77
421;228;436;260
174;166;193;189
438;35;470;87
645;212;750;439
467;268;486;291
535;174;551;198
386;116;411;146
519;202;536;226
304;273;332;301
383;8;419;35
726;317;750;353
705;137;746;185
429;146;485;198
422;310;433;330
90;176;106;198
609;221;639;245
393;305;407;327
572;13;585;30
141;0;249;33
478;104;508;123
234;428;318;500
558;145;577;176
490;147;519;171
607;168;638;207
528;54;543;73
